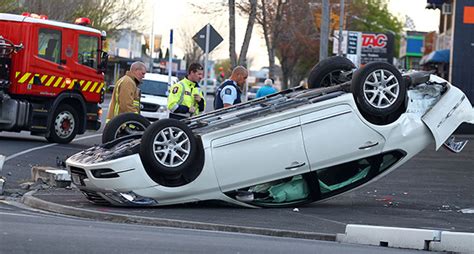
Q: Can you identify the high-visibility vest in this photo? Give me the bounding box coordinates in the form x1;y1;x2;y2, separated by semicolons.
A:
167;78;205;117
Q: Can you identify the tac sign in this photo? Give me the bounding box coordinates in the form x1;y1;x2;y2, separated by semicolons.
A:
192;24;223;53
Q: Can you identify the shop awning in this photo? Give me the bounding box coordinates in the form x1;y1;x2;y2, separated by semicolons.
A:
420;49;450;65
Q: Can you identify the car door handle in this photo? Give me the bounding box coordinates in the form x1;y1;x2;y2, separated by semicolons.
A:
285;161;306;170
359;141;379;150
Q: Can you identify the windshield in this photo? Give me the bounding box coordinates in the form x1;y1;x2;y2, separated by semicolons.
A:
141;79;169;97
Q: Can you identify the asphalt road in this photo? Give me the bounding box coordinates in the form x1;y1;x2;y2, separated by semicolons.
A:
2;200;439;254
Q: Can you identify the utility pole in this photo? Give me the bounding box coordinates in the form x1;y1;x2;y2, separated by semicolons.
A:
337;0;345;56
320;0;330;61
168;29;173;85
149;2;155;72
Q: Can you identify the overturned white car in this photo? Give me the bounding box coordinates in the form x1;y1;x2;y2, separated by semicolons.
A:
66;58;474;207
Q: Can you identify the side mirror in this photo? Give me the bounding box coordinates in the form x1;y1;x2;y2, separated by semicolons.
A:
98;51;108;74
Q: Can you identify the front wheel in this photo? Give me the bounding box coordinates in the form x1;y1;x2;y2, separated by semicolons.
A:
46;104;79;144
139;119;197;177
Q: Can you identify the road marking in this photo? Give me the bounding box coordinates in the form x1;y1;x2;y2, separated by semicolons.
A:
0;211;40;218
5;133;102;162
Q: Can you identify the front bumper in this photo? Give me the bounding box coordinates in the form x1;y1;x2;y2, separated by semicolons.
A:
66;153;158;193
140;111;169;121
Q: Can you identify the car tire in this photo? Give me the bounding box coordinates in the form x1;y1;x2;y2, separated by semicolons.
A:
102;113;150;143
351;62;406;123
139;118;197;176
307;56;355;88
46;104;79;144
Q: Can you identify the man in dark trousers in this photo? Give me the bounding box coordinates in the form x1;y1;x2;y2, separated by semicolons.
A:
214;66;248;110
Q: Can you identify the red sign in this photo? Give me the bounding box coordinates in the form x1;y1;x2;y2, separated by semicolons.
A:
362;34;388;48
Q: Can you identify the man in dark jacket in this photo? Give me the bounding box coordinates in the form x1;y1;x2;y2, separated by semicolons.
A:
214;66;248;110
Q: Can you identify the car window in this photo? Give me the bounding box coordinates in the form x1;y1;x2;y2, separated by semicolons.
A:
78;35;99;69
38;28;61;64
141;79;169;96
316;151;404;197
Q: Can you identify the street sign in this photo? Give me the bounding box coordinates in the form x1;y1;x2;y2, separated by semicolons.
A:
193;24;223;52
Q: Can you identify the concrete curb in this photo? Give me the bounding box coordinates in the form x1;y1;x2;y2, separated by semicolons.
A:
336;224;474;253
21;190;336;242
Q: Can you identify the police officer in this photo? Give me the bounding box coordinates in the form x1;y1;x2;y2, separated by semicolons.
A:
106;61;146;123
167;63;205;119
214;66;248;110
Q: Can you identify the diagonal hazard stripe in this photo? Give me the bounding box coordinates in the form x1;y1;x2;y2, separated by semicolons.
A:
18;73;31;83
45;76;56;87
53;77;63;87
67;79;78;89
41;74;48;83
90;82;98;93
95;82;105;93
15;72;20;78
82;81;92;91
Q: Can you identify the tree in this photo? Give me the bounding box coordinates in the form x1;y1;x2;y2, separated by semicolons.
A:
178;26;204;70
238;0;284;79
276;0;319;89
346;0;403;57
229;0;237;67
0;0;21;13
237;0;257;67
17;0;144;36
228;0;257;68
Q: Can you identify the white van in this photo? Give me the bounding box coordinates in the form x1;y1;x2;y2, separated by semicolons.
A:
140;73;178;121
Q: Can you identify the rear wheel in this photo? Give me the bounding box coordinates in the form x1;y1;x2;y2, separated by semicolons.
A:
351;62;406;124
46;104;78;144
102;113;150;143
307;56;355;88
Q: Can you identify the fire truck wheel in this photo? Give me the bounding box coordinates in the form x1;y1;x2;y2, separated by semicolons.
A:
46;104;79;144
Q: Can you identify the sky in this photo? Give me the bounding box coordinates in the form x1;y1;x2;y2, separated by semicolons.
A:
144;0;441;70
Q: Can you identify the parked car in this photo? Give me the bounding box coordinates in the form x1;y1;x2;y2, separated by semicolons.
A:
139;73;178;121
247;85;261;100
66;59;474;208
203;78;218;96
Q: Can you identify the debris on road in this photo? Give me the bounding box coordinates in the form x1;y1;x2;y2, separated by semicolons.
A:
31;166;71;188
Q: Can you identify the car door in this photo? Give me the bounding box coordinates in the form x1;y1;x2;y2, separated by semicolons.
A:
212;117;310;192
300;104;385;171
30;26;71;96
72;32;104;102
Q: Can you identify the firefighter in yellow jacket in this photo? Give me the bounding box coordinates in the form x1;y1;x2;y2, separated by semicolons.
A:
106;61;146;123
168;63;205;119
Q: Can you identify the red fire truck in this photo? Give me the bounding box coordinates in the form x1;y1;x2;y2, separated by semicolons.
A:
0;13;108;143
